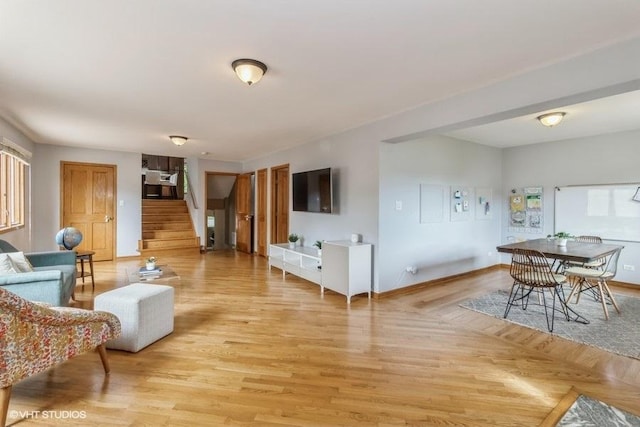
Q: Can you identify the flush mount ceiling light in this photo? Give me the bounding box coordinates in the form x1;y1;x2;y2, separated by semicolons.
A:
169;135;188;146
537;112;566;127
232;58;267;86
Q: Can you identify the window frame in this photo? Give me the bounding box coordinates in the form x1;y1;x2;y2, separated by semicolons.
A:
0;147;29;233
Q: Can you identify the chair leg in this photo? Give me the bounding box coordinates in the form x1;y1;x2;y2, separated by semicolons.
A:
97;344;111;374
1;386;11;427
596;283;609;320
601;281;621;315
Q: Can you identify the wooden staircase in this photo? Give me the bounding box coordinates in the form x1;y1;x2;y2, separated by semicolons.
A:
138;199;200;256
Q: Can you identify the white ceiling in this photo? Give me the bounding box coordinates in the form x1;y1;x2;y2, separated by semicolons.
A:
1;1;640;161
446;89;640;147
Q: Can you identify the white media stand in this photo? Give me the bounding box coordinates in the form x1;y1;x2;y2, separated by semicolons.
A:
268;240;372;304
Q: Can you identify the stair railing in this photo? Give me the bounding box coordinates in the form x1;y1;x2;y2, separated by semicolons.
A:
183;167;199;209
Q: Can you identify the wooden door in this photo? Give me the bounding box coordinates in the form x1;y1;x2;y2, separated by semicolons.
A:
270;164;289;244
61;162;116;261
256;168;267;257
235;172;253;254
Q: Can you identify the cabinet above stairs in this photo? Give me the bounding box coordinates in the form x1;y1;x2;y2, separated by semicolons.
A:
138;199;200;256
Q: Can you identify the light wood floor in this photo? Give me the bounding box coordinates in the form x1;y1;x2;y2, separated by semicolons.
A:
7;250;640;426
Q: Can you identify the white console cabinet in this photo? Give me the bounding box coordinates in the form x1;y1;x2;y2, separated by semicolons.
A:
321;240;372;303
268;240;372;304
268;244;322;285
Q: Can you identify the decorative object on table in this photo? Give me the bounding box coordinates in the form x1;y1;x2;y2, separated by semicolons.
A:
548;231;573;247
146;256;157;270
288;233;299;249
55;227;83;250
313;240;322;256
350;233;361;243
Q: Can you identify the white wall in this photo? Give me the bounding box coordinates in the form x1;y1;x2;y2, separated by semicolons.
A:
31;144;141;256
378;135;502;292
244;129;380;285
502;129;640;284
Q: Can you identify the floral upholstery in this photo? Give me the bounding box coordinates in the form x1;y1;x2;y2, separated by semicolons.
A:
0;286;121;426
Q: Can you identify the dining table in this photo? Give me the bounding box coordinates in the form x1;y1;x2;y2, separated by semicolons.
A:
496;238;624;265
496;237;624;326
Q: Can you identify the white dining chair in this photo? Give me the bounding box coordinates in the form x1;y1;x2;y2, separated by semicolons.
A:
143;170;162;198
160;173;178;199
565;248;622;320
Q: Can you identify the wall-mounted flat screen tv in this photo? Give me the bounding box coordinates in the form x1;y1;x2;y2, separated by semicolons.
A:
292;168;333;213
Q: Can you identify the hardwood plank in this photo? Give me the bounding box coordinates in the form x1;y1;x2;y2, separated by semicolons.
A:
6;250;640;426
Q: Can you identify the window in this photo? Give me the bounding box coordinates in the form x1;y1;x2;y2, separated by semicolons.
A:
0;139;30;233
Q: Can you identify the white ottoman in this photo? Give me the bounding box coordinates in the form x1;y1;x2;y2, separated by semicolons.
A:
94;283;174;352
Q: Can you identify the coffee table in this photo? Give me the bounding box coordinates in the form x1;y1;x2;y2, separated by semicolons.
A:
127;264;180;284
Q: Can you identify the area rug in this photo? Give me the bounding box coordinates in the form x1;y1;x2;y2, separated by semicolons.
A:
556;395;640;426
460;289;640;360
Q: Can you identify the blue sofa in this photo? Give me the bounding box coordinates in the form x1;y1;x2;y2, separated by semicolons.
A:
0;240;76;306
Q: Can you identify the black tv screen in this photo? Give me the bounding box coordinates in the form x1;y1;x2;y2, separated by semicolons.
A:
292;168;333;213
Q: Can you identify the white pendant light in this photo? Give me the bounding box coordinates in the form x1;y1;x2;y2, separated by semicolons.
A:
537;112;566;127
232;59;267;86
169;135;188;146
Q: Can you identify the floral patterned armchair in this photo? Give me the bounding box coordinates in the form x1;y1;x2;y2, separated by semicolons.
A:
0;287;121;426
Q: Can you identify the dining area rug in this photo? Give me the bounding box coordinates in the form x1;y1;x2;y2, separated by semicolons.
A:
555;395;640;426
460;289;640;360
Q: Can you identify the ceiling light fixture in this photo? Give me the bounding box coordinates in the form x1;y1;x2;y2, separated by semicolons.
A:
537;112;566;127
232;58;267;86
169;135;188;146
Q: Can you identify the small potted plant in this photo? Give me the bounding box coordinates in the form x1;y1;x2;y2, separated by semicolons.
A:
146;256;157;270
288;233;299;249
313;240;322;256
550;232;573;247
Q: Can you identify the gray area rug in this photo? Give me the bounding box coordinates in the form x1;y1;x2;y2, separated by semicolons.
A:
460;289;640;360
556;395;640;426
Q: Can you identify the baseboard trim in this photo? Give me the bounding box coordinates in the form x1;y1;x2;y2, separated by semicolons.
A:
374;264;503;299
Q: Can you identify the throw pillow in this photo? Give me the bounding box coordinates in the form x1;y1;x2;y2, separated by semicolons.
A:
0;254;19;275
5;251;34;272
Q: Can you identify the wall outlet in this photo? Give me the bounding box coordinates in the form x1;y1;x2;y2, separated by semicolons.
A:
405;265;417;274
623;265;635;271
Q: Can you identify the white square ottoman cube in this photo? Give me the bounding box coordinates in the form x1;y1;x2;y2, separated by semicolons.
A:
94;283;174;352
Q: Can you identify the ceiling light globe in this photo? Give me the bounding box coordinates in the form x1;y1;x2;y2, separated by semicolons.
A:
169;135;188;146
232;59;267;86
537;112;566;127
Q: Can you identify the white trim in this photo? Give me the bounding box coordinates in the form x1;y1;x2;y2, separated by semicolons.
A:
1;137;32;162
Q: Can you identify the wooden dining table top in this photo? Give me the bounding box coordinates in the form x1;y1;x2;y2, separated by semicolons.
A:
496;238;624;263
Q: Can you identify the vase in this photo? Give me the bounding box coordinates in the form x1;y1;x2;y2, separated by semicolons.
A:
317;249;322;257
556;238;568;247
288;242;296;249
146;262;156;270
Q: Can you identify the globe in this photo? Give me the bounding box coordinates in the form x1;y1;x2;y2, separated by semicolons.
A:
56;227;83;250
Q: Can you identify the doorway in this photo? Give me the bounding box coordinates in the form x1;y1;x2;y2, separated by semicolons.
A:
61;161;116;261
270;164;289;244
204;172;239;252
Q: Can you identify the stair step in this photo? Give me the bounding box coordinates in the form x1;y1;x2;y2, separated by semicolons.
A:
142;199;185;206
139;198;198;255
143;214;191;222
138;247;201;257
143;230;196;239
142;237;200;250
142;221;192;231
142;206;189;214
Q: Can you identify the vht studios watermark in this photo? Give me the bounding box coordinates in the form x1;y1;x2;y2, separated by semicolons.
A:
9;409;87;420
